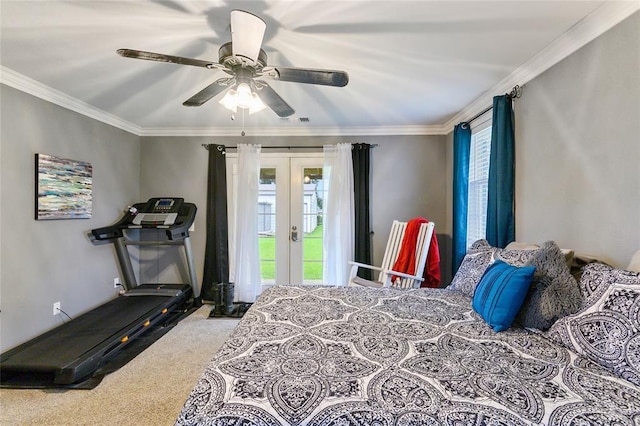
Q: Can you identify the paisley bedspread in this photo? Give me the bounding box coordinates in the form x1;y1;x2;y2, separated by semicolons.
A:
175;286;640;425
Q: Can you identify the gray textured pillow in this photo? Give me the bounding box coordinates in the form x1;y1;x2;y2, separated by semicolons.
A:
546;263;640;387
448;240;541;297
515;241;582;330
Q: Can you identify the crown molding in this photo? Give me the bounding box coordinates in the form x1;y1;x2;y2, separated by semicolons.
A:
442;0;640;133
0;66;141;135
2;1;637;138
139;124;449;137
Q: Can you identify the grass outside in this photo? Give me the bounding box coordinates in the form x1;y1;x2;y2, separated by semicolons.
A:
259;225;323;280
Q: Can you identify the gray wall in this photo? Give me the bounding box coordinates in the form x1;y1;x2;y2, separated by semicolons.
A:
514;12;639;267
138;135;448;289
0;85;140;352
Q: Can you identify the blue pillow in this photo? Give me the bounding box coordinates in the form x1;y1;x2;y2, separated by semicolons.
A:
472;260;536;332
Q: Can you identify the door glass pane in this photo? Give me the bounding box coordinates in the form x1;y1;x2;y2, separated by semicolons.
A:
259;168;276;284
302;167;323;283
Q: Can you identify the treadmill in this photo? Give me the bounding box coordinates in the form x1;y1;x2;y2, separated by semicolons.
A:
0;197;200;387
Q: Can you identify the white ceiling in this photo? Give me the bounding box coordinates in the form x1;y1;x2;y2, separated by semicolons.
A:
1;1;637;136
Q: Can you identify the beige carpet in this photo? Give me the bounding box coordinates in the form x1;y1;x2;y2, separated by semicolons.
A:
0;306;240;426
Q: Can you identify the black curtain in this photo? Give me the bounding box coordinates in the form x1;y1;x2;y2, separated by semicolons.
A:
201;144;230;302
352;143;372;280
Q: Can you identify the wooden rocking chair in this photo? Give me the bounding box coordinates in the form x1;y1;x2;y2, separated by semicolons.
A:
349;219;435;289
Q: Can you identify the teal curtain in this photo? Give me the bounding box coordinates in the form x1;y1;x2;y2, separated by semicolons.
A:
486;95;515;248
452;123;471;274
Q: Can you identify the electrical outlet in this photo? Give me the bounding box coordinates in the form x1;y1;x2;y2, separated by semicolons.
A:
114;277;121;288
53;301;61;316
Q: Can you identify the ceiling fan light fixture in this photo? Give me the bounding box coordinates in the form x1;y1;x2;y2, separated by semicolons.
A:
248;92;267;114
236;82;253;108
219;88;238;113
219;83;266;115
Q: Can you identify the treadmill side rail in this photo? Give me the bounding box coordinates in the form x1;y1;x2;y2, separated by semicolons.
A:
124;284;189;298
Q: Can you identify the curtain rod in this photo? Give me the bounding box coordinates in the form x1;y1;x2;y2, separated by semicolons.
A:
202;144;379;150
462;85;522;127
464;105;493;126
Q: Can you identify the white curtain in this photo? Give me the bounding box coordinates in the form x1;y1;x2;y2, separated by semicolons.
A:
233;144;262;302
322;143;354;286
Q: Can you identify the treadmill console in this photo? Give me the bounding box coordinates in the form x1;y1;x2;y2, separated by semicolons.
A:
147;198;183;213
91;197;196;241
132;198;184;226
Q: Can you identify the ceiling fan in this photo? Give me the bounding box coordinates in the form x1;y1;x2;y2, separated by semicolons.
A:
117;10;349;118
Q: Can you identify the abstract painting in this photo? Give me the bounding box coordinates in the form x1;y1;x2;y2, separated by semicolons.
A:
35;153;92;220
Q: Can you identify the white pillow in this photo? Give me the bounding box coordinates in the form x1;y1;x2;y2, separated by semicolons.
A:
627;250;640;273
505;241;539;251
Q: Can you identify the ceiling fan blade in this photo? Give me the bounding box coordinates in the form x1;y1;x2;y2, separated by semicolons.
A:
230;10;266;63
255;83;295;117
183;79;233;107
117;48;224;70
273;67;349;87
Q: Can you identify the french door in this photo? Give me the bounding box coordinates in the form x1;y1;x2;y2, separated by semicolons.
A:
227;153;324;287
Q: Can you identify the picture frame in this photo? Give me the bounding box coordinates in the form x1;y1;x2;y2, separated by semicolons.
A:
35;153;92;220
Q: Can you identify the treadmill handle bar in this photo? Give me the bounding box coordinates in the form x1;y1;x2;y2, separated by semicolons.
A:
115;238;138;291
183;236;200;299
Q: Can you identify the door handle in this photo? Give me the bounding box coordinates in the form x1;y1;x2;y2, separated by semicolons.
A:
291;226;298;242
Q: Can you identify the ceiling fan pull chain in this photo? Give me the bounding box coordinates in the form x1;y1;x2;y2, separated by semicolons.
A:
241;109;246;136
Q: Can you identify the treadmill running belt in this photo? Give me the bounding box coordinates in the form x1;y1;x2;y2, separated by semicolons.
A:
1;294;186;386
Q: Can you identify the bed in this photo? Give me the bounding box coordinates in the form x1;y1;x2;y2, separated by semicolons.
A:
176;242;640;425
